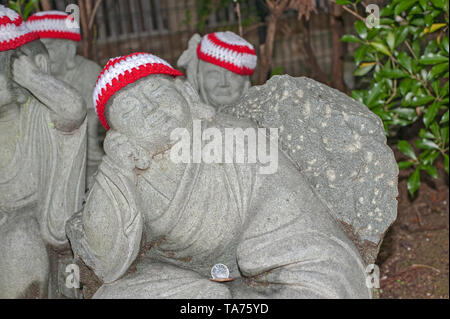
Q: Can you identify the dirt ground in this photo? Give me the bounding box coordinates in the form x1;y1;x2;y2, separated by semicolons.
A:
377;147;449;299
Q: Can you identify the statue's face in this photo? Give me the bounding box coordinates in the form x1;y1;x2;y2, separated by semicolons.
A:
40;38;75;75
198;60;249;108
108;76;192;150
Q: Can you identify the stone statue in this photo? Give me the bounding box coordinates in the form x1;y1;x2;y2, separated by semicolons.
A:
223;75;399;265
67;53;371;299
177;31;256;111
27;11;103;187
0;6;87;298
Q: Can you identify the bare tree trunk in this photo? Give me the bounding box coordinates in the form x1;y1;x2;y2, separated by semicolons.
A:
330;3;346;92
40;0;52;11
257;0;290;84
299;19;330;86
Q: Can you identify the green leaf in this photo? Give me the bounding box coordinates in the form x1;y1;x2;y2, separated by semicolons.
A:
23;0;38;20
335;0;353;4
421;165;439;178
407;168;421;196
430;0;446;9
441;36;449;55
394;108;418;121
399;78;413;95
441;110;449;123
424;102;441;127
370;41;391;56
399;161;415;169
366;82;385;107
386;31;396;51
354;46;369;66
385;68;408;78
410;94;435;106
355;20;368;40
398;51;414;73
419;128;436;139
444;154;449;175
419;53;449;65
430;122;441;137
441;125;449;145
341;34;363;43
429;62;449;78
354;63;375;76
398;140;417;159
395;0;418;15
415;138;440;150
421;149;440;165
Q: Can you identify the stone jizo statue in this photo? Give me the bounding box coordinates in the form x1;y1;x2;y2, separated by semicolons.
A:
0;5;87;298
27;11;103;187
67;52;371;299
178;31;256;111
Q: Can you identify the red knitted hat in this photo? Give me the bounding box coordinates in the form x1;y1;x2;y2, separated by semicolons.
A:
93;52;184;130
197;31;257;76
26;11;81;41
0;5;40;52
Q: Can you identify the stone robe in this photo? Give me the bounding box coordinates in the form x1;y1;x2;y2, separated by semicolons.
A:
68;115;371;299
0;97;86;297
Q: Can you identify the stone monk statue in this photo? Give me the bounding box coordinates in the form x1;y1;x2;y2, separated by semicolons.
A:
177;31;256;111
0;5;87;298
67;53;371;299
27;11;103;187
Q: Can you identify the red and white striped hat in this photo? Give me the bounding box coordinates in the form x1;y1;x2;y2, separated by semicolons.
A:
94;52;184;130
197;31;257;76
0;5;39;52
26;11;81;41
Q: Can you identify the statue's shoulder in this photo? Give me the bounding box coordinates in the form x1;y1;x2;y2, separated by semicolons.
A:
74;55;102;80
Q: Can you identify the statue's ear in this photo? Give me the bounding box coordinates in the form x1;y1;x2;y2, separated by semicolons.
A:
66;42;77;69
34;53;49;73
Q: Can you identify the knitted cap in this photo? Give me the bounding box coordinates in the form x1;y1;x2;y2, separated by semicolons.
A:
0;5;39;52
26;11;81;41
197;31;257;76
93;52;184;130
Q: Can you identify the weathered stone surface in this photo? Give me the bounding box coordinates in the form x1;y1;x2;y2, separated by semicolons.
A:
0;37;87;298
40;38;103;187
67;75;372;298
224;75;399;263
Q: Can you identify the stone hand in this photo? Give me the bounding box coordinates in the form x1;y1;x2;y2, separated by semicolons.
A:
104;131;151;172
12;54;39;90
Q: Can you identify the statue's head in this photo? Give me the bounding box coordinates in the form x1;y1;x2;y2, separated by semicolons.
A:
178;31;257;109
26;11;81;76
94;53;202;150
0;5;42;108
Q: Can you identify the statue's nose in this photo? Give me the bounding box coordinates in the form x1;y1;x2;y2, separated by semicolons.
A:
219;72;229;87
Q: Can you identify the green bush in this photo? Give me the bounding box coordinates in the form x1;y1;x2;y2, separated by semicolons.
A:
340;0;449;196
8;0;39;20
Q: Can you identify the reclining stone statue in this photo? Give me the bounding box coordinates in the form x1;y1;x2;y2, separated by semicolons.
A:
178;31;256;111
26;11;103;187
0;5;87;298
66;52;371;299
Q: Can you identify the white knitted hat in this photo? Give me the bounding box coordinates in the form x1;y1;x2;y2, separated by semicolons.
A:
26;10;81;41
93;52;184;130
197;31;257;75
0;5;39;52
